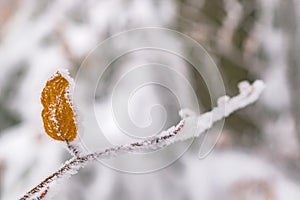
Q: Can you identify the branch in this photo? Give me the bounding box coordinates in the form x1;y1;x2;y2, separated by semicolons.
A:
20;80;265;200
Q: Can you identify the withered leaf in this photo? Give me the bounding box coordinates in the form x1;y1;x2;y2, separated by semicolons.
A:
41;70;77;141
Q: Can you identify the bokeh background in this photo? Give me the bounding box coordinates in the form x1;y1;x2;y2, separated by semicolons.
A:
1;0;300;199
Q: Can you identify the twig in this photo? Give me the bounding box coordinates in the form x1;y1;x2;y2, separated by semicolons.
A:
65;141;83;157
36;187;49;200
19;80;265;200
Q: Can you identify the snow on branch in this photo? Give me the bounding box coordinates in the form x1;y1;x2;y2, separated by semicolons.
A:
20;80;265;200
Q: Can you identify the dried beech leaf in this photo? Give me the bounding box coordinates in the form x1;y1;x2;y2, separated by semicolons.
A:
41;70;77;141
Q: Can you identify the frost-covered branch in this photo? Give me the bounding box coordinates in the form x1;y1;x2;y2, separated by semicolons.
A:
20;80;265;200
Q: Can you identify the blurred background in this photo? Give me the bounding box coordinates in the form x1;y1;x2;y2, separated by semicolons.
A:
0;0;300;199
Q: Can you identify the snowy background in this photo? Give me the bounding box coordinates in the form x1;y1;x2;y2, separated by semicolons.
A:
1;0;300;199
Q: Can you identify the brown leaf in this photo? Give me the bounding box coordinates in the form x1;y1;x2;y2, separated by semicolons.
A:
41;70;77;141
